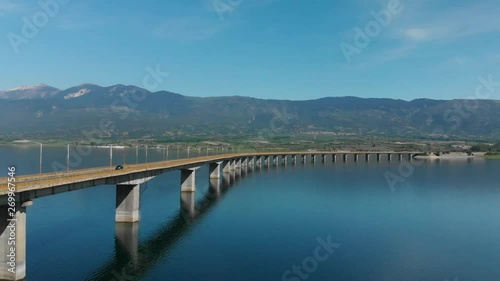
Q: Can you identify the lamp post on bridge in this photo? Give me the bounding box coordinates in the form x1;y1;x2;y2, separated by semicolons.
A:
33;142;43;174
66;144;70;172
109;145;113;167
135;146;138;164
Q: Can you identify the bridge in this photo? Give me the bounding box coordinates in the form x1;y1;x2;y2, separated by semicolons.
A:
0;151;419;281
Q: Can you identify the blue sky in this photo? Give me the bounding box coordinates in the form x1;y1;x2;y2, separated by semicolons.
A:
1;0;499;100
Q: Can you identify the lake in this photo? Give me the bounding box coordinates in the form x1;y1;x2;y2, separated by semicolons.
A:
2;145;500;281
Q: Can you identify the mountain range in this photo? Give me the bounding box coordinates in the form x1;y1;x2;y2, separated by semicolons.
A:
1;84;500;141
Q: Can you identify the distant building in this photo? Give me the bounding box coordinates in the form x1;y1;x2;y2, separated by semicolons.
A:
452;145;472;150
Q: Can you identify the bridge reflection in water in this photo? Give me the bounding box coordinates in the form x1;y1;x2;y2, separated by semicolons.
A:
85;165;254;281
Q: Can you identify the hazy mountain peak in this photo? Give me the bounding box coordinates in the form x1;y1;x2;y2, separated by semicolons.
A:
0;84;60;100
4;84;50;92
76;83;100;87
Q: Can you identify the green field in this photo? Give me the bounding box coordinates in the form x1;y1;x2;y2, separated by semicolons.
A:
485;154;500;159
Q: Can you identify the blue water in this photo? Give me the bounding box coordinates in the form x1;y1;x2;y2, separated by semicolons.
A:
3;146;500;281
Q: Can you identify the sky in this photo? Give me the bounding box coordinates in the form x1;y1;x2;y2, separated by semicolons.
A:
0;0;499;101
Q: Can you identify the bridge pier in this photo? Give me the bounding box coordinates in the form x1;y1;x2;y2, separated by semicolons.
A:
0;203;28;281
365;154;370;162
398;154;403;161
242;157;248;167
256;156;262;166
235;158;242;169
332;154;337;162
343;154;347;162
209;161;223;179
354;154;359;162
377;154;381;162
222;160;231;173
116;184;140;223
388;154;392;161
248;156;255;166
180;167;201;192
271;155;278;166
311;155;316;163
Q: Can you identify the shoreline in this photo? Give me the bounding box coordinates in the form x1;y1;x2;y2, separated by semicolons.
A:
414;152;492;160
